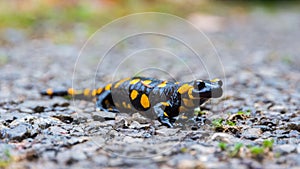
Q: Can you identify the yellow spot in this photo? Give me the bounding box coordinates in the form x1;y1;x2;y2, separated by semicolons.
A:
114;78;130;88
157;81;167;88
130;90;139;100
142;80;152;85
122;101;127;108
46;88;53;95
181;115;188;119
164;112;169;117
179;106;188;112
161;102;169;107
127;103;131;109
115;103;120;108
97;88;103;94
177;84;192;94
92;89;97;96
188;88;195;99
83;88;90;96
68;88;75;95
182;98;194;107
210;78;220;82
157;83;167;88
175;82;180;84
105;84;112;90
129;79;140;85
140;94;150;108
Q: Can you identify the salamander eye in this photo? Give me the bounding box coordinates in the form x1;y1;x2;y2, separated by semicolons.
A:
194;80;206;90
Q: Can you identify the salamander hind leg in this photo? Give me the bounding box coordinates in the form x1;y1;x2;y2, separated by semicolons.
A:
153;102;174;128
96;90;119;112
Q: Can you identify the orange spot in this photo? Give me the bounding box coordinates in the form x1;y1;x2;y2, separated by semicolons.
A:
164;112;169;117
188;88;195;99
97;88;103;94
129;79;140;85
140;94;150;108
92;89;97;96
161;102;169;107
127;103;131;109
157;81;167;88
177;84;192;94
46;88;53;95
130;90;139;100
83;88;90;96
122;101;127;108
182;98;194;107
105;84;112;90
68;88;75;95
114;77;130;88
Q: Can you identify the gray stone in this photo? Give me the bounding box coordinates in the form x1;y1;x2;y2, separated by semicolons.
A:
92;111;115;121
156;128;180;137
276;144;296;155
241;128;262;140
7;123;33;141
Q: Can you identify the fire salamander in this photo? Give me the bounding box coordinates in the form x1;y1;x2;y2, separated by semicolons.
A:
41;77;223;127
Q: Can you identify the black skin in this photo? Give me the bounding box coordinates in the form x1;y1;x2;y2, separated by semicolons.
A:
96;77;223;128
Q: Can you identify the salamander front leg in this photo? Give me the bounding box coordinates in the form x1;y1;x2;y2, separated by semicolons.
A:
153;102;173;128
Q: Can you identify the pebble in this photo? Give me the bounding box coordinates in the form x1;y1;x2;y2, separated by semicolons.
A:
288;122;300;132
92;111;115;121
269;105;288;113
6;123;33;141
156;128;180;137
177;159;205;169
241;128;262;140
275;144;297;155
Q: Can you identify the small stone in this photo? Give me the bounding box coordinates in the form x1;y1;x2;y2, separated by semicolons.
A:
276;144;296;155
209;133;237;144
241;128;262;140
123;136;143;143
7;123;32;141
92;155;108;166
19;107;34;113
156;128;180;136
52;114;73;124
177;160;205;169
132;113;151;124
297;144;300;154
71;150;87;161
288;122;300;132
269;105;287;113
92;111;115;121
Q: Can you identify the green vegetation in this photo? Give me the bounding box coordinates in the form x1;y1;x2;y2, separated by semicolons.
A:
237;110;251;116
0;149;12;168
262;139;274;149
218;139;275;161
229;143;243;157
218;142;227;151
249;146;264;155
212;118;224;129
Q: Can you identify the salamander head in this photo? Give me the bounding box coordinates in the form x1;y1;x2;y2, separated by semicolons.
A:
191;78;223;98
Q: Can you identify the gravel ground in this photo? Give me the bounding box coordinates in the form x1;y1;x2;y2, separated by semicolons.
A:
0;9;300;169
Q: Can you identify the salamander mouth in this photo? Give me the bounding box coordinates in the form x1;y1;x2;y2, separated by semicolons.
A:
192;88;223;98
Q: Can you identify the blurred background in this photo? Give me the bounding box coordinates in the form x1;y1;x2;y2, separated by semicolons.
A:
0;0;299;43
